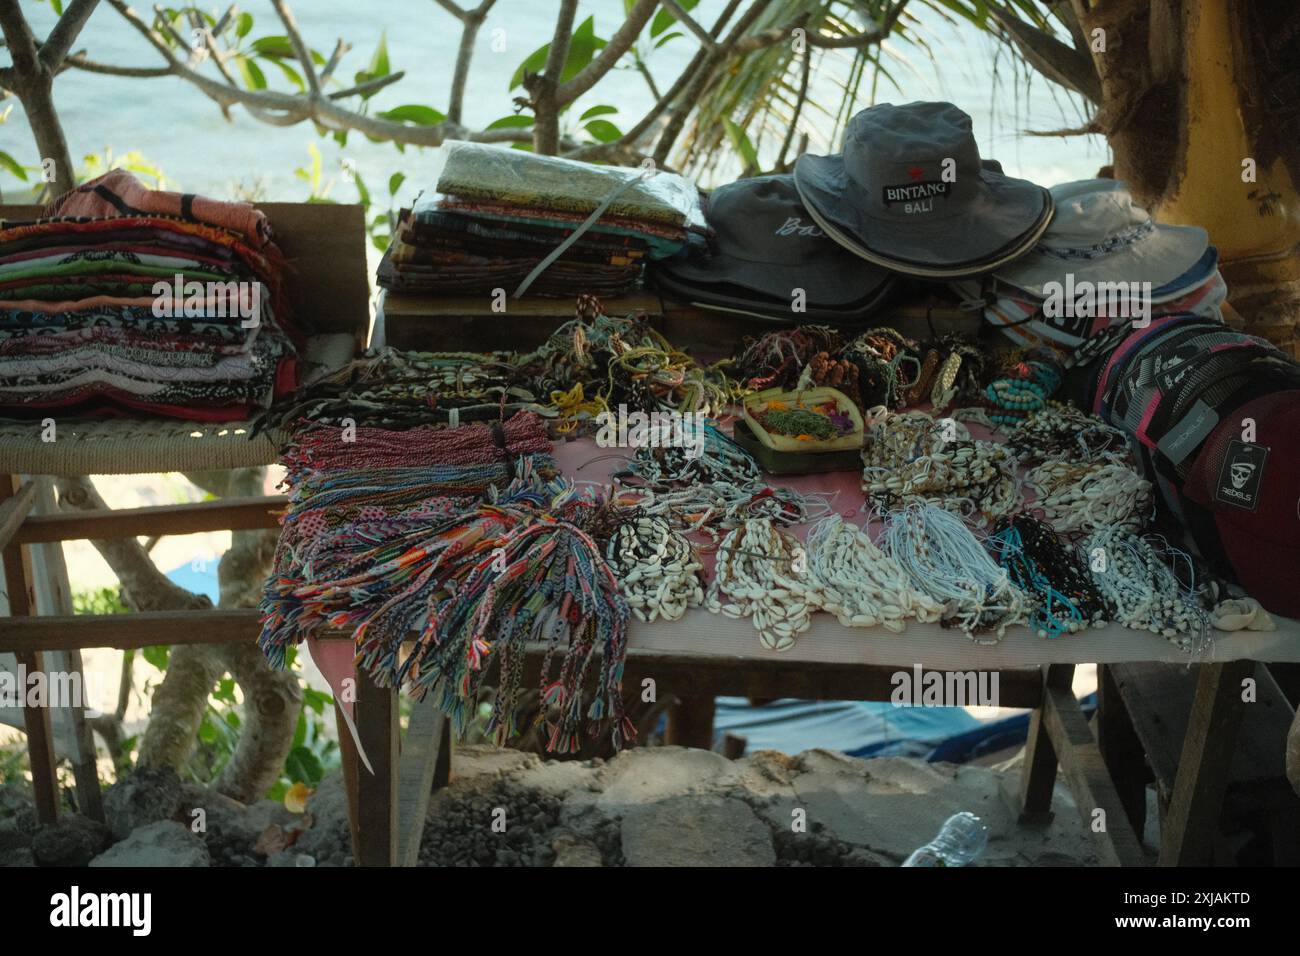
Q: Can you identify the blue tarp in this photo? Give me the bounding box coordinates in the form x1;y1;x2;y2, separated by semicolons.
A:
713;694;1099;763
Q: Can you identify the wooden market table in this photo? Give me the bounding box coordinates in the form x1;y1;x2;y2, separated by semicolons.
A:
4;281;1297;867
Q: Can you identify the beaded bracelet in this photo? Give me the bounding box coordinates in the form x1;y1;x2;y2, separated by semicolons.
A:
705;517;819;652
606;513;704;623
880;504;1027;643
805;515;945;631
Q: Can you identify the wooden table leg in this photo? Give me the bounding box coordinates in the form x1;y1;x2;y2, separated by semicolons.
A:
1096;663;1148;840
665;695;715;749
1158;660;1254;866
2;476;59;823
1016;663;1073;823
31;479;103;822
353;667;398;866
396;702;450;867
334;700;361;863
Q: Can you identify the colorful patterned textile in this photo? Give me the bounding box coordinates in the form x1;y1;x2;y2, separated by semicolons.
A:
0;173;298;420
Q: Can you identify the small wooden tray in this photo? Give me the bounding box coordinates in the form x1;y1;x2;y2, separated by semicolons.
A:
741;386;864;453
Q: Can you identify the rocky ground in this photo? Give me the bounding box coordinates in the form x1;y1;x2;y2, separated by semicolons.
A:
0;747;1102;867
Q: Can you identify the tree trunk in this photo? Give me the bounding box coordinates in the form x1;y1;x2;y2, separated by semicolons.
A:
1077;0;1300;355
209;468;300;802
0;2;79;196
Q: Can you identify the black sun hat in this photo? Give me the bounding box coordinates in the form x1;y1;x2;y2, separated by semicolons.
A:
651;173;894;317
793;101;1053;278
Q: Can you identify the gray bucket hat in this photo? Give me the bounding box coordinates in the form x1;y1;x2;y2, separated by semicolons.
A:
794;101;1053;278
654;173;893;308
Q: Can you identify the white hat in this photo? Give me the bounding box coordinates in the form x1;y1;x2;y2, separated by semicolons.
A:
993;181;1207;297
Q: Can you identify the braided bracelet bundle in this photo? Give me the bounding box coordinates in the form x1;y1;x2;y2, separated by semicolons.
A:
283;410;551;474
880;504;1027;642
731;326;843;391
264;484;635;752
1083;525;1211;651
862;411;1021;523
605;512;704;622
628;422;759;486
622;482;825;536
1006;402;1132;468
1026;459;1151;534
805;515;944;631
705;517;818;651
988;513;1108;638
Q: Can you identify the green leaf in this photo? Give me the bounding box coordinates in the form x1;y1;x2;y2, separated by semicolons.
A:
376;104;446;126
249;35;295;58
509;16;606;89
293;710;307;749
723;117;759;172
285;746;324;785
51;0;65;14
0;152;28;181
303;687;333;714
485;114;534;130
352;170;371;206
654;30;684;49
650;0;698;38
263;56;304;91
510;42;550;90
367;32;390;79
579;104;618;121
141;645;170;671
235;55;267;91
388;172;406;196
198;713;218;745
584;118;622;143
212;678;237;704
235;11;253;38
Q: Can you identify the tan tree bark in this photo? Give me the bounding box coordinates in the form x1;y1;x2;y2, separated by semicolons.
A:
1071;0;1300;354
56;470;299;800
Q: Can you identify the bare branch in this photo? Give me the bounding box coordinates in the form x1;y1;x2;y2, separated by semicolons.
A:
60;50;172;77
565;0;740;163
433;0;470;20
318;38;348;85
527;0;578;154
557;0;659;107
660;0;717;54
269;0;320;97
654;0;770;165
987;3;1101;104
733;0;912;54
0;3;41;77
446;0;496;125
105;0;484;145
776;41;811;170
328;69;405;100
39;0;101;71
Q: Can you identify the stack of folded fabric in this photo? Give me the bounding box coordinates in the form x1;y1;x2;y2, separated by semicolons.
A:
953;179;1226;350
378;141;707;298
793;101;1053;279
0;170;300;421
649;174;894;325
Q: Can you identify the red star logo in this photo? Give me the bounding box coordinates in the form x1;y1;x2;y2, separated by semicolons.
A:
908;166;925;180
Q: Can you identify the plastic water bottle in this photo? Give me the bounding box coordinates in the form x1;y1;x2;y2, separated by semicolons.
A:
901;812;988;867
